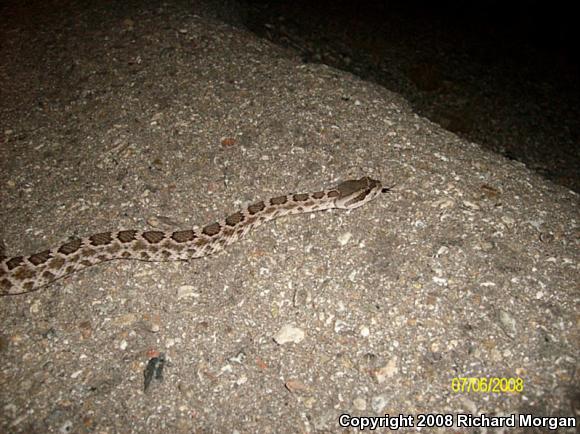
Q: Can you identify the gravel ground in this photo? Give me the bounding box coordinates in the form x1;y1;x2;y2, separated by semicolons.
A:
0;1;578;433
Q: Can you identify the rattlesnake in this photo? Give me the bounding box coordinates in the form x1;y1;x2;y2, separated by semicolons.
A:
0;176;387;295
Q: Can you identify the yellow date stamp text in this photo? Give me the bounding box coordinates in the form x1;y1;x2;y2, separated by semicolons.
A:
451;377;523;393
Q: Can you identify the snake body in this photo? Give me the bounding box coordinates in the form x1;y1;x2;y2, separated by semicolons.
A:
0;177;385;295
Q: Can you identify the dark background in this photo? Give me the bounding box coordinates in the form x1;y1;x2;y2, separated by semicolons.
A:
238;0;579;191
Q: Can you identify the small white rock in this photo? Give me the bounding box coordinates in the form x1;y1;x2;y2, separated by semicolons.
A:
338;232;352;246
498;310;517;337
371;395;388;413
29;300;41;314
432;276;447;286
360;326;370;337
353;397;366;411
414;219;427;228
373;357;398;383
273;324;305;345
334;320;348;333
502;215;515;225
177;285;199;299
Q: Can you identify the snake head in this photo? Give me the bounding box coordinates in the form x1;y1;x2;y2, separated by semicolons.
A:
334;176;384;209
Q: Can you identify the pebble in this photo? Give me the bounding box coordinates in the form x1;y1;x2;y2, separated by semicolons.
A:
463;200;480;210
371;395;388;413
59;421;73;433
148;322;160;333
112;313;137;327
479;241;494;251
432;276;447;286
353;397;367;411
498;310;517;337
29;300;41;314
177;285;199;299
433;198;455;209
373;357;398;384
285;379;310;393
334;320;348;333
273;324;305;344
338;232;352;245
293;288;311;307
539;232;554;243
348;270;357;281
501;215;515;226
